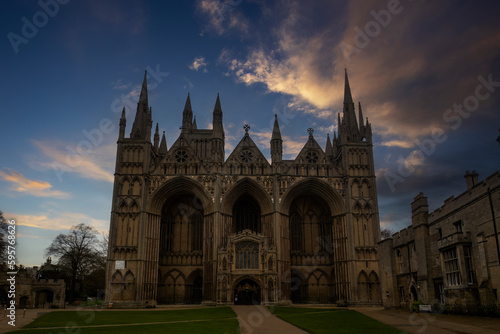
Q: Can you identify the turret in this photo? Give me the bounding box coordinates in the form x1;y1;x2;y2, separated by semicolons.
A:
270;114;283;163
211;93;225;162
154;123;160;152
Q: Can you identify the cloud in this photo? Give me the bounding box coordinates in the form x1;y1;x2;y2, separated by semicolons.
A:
0;169;70;198
196;0;248;35
32;140;115;183
218;1;500;150
189;56;208;73
5;211;108;233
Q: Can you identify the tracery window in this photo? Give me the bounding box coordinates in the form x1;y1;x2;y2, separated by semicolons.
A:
305;151;319;163
174;150;188;162
240;150;254;163
235;241;259;269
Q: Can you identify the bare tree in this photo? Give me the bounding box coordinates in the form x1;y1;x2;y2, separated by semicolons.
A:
381;228;395;240
0;211;8;269
45;223;101;301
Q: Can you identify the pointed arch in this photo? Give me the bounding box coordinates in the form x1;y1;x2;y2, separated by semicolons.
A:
361;180;370;198
307;269;330;303
221;177;272;214
122;270;136;301
120;177;130;195
363;203;372;215
130;177;141;195
129;200;139;213
357;270;369;303
147;176;214;215
351;180;360;197
280;177;344;215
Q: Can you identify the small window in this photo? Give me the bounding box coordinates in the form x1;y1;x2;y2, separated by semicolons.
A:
454;220;463;233
437;228;442;239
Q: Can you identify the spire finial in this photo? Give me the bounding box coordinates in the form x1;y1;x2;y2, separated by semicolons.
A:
308;128;314;137
244;124;250;134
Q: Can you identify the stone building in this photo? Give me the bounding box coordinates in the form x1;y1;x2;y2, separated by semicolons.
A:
379;171;500;309
0;258;65;309
105;70;382;307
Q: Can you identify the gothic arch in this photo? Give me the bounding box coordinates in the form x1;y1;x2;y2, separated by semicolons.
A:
361;180;370;197
351;180;360;197
307;269;330;303
130;177;141;196
280;178;344;215
357;270;369;302
159;269;186;304
120;177;130;195
221;177;273;214
123;270;136;301
147;176;214;215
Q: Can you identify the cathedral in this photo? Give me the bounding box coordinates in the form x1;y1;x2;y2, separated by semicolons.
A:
105;70;382;307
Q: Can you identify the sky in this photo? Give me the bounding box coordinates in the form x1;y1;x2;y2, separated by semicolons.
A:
1;0;499;266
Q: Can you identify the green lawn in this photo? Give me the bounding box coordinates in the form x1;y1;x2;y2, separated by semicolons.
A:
270;307;401;334
7;307;239;334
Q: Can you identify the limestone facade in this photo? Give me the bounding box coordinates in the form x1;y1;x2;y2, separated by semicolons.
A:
105;70;382;307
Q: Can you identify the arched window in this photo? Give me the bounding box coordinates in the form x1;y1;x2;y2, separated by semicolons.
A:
233;194;261;233
290;213;303;252
235;241;259;269
191;212;203;251
160;213;174;253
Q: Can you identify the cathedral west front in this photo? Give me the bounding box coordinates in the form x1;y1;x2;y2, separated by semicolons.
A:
105;70;382;307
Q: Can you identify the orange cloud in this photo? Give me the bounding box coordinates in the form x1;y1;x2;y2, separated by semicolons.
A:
6;211;108;233
0;169;70;198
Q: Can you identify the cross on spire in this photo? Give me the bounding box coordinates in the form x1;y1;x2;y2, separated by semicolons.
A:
308;128;314;136
244;124;250;134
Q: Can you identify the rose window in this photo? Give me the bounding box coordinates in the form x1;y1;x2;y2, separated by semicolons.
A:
306;151;319;163
240;150;254;163
174;150;188;162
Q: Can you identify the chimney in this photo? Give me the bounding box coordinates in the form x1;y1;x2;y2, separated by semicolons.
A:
464;170;479;190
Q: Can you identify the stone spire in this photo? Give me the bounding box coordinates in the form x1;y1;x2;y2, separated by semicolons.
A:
212;93;224;138
182;93;193;132
325;133;333;157
271;114;283;163
343;69;359;137
130;70;151;140
192;116;197;130
119;107;126;139
159;131;167;155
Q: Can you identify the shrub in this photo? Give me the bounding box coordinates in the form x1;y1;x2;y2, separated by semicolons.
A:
410;299;423;313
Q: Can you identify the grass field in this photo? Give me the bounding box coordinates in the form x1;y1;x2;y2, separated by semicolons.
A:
270;307;402;334
7;307;239;334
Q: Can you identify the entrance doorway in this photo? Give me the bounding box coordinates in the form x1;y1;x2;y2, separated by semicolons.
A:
234;279;260;305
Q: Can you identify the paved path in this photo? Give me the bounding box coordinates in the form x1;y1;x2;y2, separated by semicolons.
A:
354;307;500;334
231;305;308;334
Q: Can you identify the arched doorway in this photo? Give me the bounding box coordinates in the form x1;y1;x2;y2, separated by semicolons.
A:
234;279;261;305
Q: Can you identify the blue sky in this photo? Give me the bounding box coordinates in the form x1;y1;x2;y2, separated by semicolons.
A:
1;0;499;266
